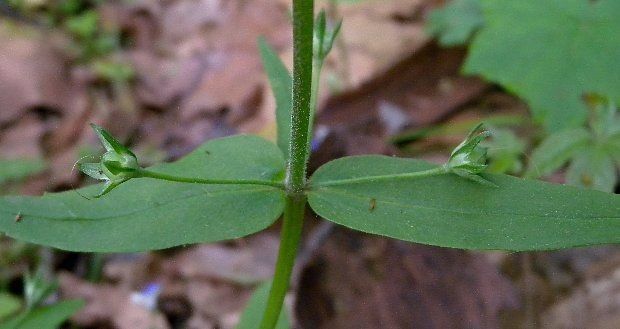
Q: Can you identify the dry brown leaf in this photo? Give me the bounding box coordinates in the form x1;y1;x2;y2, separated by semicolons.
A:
541;254;620;329
295;227;518;329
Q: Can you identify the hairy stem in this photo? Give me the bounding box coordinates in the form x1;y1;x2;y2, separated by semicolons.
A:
311;166;449;188
136;169;284;189
286;0;314;194
259;195;306;329
260;0;314;328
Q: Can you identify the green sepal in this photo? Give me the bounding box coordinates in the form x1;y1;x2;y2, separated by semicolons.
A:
90;123;136;158
80;124;141;197
95;179;128;198
78;163;106;181
451;168;498;188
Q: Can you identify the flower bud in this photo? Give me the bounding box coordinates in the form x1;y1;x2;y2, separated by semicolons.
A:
313;10;342;62
79;124;141;197
444;123;497;187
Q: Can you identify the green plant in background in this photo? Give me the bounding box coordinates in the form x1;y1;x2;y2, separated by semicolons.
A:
0;293;20;322
526;96;620;192
426;0;484;47
465;0;620;132
428;0;620;133
0;1;619;329
0;271;83;329
390;115;527;176
6;0;133;83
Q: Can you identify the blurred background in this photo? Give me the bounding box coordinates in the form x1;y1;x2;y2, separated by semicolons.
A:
1;0;619;328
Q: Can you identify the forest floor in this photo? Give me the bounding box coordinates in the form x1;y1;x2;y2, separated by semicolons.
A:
1;0;619;328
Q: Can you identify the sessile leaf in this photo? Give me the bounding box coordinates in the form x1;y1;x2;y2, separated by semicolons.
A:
0;135;286;252
308;155;620;251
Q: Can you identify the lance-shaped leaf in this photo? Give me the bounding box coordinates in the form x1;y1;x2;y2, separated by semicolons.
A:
308;156;620;251
258;37;293;158
525;128;591;178
0;135;286;252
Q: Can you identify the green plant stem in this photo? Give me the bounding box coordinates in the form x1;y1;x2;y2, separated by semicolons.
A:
311;166;449;188
286;0;314;194
136;169;284;189
87;253;104;283
259;0;314;328
259;195;306;329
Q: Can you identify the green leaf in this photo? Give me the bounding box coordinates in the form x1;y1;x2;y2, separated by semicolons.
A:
258;37;293;159
308;155;620;251
566;148;617;193
0;159;46;185
525;128;591;178
236;280;289;329
464;0;620;131
0;293;20;321
0;300;83;329
64;10;99;39
0;135;286;252
426;0;484;46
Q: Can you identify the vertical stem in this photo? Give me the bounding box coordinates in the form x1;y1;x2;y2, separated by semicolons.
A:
259;195;306;329
260;0;314;328
286;0;314;194
88;253;104;283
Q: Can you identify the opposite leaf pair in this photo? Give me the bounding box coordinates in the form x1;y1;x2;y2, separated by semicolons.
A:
80;122;496;197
